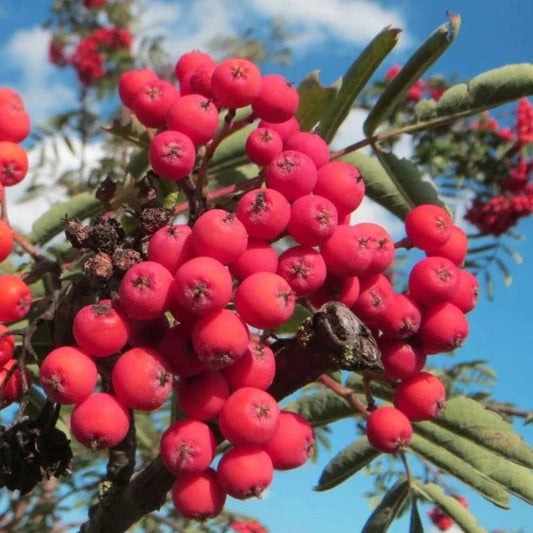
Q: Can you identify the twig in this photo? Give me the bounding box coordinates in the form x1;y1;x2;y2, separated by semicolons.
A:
317;373;371;416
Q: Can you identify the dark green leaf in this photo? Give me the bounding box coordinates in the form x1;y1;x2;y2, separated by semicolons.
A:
319;26;401;143
409;498;424;533
315;436;380;491
296;71;338;132
408;433;509;507
28;192;104;245
435;396;533;468
361;479;409;532
272;304;312;335
415;483;487;533
364;14;461;136
283;389;355;427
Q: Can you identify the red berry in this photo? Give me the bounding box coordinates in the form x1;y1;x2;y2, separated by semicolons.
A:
173;256;233;316
405;204;453;251
379;293;422;339
174;51;214;85
417;302;469;354
149;130;196;181
308;275;360;309
393;371;446;421
118;261;173;321
70;392;130;450
0;275;32;323
222;340;276;391
160;419;216;474
211;58;262;109
236;187;291;241
216;446;274;499
276;245;327;296
408;256;460;307
165;94;219;146
351;274;394;329
112;346;173;411
133;79;179;129
262;411;315;470
265;150;317;201
245;127;283;166
39;346;98;405
72;299;129;357
0;141;29;186
234;272;296;330
378;337;427;380
252;74;299;123
284;131;330;169
191;209;248;265
258;116;300;142
157;323;206;378
229;238;278;281
365;406;413;453
118;68;158;109
314;161;365;218
287;194;338;246
147;224;193;274
176;369;229;420
171;468;226;520
0;324;15;366
0;359;31;407
0;103;31;143
426;224;468;266
189;61;217;99
218;387;280;446
449;269;479;314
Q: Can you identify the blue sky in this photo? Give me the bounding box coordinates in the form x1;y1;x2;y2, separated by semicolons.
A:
2;1;533;532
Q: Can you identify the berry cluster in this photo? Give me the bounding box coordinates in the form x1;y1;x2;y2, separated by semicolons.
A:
0;88;33;407
49;25;132;86
26;49;478;522
465;99;533;235
364;204;478;454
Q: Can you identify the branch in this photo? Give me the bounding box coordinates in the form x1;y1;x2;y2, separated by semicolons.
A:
79;302;383;533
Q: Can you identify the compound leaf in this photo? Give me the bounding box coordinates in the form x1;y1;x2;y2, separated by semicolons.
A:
364;13;460;136
296;71;338;132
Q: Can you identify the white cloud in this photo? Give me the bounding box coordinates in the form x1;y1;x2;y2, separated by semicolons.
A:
7;136;104;234
2;27;77;125
249;0;411;52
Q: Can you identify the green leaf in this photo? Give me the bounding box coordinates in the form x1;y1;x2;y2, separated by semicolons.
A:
296;71;338;132
361;479;410;532
375;150;446;216
412;63;533;132
408;433;509;507
318;26;401;143
314;436;380;491
28;192;104;245
283;389;355;427
434;396;533;469
409;498;424;533
272;304;311;335
415;420;533;505
340;151;444;221
495;257;512;287
364;13;461;136
415;483;488;533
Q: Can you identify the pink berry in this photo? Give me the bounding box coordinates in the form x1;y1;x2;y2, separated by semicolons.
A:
251;74;299;123
245;127;283;166
405;204;453;251
284;131;330;169
133;79;179;129
118;68;158;109
211;58;262;109
149;130;196;181
276;245;327;296
229;238;279;281
288;194;338;246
